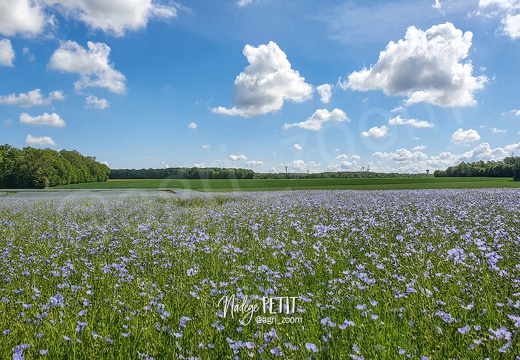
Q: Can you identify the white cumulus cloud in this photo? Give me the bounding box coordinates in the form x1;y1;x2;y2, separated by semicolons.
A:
503;13;520;39
451;128;481;145
284;160;321;172
193;163;206;168
327;161;355;171
237;0;254;6
245;160;264;167
335;154;348;160
26;134;56;146
361;125;389;138
43;0;178;36
391;106;405;113
0;39;15;67
213;41;313;117
0;89;65;107
229;154;247;161
370;142;520;172
504;142;520;151
0;1;46;37
429;142;519;168
23;47;35;61
480;1;520;11
20;112;66;127
283;108;348;131
504;109;520;116
432;0;443;12
479;0;520;39
373;148;428;163
491;127;507;133
388;115;434;128
317;84;333;104
344;22;487;107
188;122;197;129
85;95;109;109
292;144;303;151
48;41;126;94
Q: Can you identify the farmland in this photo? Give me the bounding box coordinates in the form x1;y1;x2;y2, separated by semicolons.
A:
1;189;519;359
53;177;520;191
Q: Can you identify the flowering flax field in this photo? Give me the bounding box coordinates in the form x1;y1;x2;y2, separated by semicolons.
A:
1;189;519;359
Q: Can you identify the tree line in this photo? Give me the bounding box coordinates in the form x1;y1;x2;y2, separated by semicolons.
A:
0;145;110;189
255;171;431;179
110;167;256;180
110;168;432;180
434;156;520;180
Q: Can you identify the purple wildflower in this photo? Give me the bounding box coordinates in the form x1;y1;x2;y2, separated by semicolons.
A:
305;343;318;353
339;320;355;330
508;314;520;327
270;347;282;356
180;316;191;328
49;293;64;307
458;325;471;334
489;327;512;341
211;321;225;331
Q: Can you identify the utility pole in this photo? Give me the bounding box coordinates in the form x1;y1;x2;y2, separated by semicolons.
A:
285;166;288;179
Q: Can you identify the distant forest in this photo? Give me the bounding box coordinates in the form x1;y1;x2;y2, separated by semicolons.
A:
0;145;110;189
434;156;520;180
110;167;256;180
110;167;432;180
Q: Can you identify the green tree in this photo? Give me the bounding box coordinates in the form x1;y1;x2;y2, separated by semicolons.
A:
513;158;520;181
0;145;110;189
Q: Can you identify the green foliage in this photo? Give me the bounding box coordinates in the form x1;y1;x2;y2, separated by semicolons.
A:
513;158;520;181
0;145;110;189
110;167;255;180
110;168;430;181
434;157;517;178
255;171;431;179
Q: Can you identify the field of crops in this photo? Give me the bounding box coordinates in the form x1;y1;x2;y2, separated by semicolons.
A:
54;177;520;191
1;189;519;359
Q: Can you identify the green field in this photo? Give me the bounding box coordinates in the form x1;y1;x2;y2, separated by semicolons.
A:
52;177;520;191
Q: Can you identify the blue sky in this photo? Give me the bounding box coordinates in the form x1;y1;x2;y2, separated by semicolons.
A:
1;0;520;173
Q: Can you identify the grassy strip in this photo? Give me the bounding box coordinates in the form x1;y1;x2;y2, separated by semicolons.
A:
51;177;520;191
